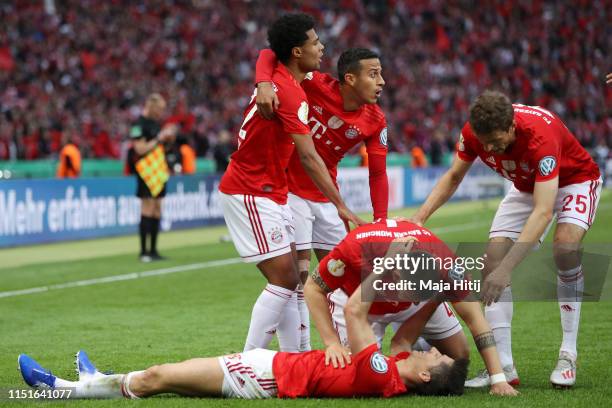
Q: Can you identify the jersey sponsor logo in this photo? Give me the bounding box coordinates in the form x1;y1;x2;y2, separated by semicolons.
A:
268;227;283;244
327;115;344;129
486;156;496;165
313;105;323;115
538;156;557;176
502;160;516;171
298;101;309;125
370;352;389;374
379;127;388;147
327;259;345;277
345;126;360;139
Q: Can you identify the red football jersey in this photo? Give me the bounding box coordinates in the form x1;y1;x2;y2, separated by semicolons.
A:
219;64;311;204
255;49;389;218
273;343;408;398
457;104;600;193
287;71;388;202
317;219;458;315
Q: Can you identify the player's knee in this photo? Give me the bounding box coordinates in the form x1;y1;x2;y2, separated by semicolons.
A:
137;365;166;393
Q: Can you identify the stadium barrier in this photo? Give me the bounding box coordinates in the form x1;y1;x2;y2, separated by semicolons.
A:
0;164;508;248
0;174;224;248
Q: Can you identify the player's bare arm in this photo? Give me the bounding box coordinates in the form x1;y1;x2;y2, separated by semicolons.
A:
412;154;473;225
482;177;558;305
304;273;352;368
451;301;519;396
344;281;378;355
389;299;439;355
292;133;366;228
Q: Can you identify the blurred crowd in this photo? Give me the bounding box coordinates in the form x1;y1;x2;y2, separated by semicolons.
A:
0;0;610;165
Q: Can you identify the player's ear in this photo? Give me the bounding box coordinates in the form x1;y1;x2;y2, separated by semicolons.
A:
418;370;431;383
344;72;357;86
292;46;303;60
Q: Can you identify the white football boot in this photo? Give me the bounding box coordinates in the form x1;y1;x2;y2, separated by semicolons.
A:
550;351;576;388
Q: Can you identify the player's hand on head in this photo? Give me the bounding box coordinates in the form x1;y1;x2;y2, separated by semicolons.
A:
325;343;352;369
482;267;511;306
256;82;279;120
490;381;519;396
606;73;612;85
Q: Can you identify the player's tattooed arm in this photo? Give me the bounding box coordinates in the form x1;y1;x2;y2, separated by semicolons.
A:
310;268;332;293
474;331;496;351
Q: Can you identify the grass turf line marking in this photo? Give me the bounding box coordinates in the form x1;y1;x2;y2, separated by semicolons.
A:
0;219;492;300
0;258;242;299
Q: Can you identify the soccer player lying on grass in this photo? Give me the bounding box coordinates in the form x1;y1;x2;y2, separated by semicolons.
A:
304;218;518;396
18;287;468;400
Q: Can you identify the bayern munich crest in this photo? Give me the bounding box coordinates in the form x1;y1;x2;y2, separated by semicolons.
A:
370;352;389;374
345;126;360;139
268;227;283;244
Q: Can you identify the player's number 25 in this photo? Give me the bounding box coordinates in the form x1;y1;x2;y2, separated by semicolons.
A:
561;194;587;214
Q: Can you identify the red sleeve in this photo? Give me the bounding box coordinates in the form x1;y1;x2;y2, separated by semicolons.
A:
275;83;310;135
317;246;348;291
368;153;388;220
530;138;561;182
255;49;277;84
456;123;478;162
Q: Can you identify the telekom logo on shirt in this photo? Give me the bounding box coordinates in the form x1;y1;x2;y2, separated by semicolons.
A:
309;117;343;152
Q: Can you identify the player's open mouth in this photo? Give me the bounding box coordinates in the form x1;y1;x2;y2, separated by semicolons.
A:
375;90;382;98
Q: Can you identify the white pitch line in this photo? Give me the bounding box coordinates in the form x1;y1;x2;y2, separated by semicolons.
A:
0;258;242;300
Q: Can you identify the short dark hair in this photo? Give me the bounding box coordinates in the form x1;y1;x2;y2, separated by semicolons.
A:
267;13;315;64
469;90;514;136
337;48;380;83
412;358;469;396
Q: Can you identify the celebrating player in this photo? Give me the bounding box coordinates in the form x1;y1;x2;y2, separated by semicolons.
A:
305;218;518;396
411;91;602;388
255;47;388;351
18;283;468;400
218;14;363;353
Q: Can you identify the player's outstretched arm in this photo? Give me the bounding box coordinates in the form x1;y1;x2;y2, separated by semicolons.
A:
412;155;472;225
451;302;519;396
344;281;378;354
482;177;557;305
389;299;440;355
304;275;352;368
292;133;366;228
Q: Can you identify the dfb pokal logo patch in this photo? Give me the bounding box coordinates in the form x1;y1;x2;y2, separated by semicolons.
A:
538;156;557;177
268;227;283;244
370;352;388;374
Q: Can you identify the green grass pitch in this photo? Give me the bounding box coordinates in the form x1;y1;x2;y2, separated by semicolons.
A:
1;191;611;407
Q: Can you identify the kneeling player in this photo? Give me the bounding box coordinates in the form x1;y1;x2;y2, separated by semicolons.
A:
18;284;467;399
304;218;518;396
